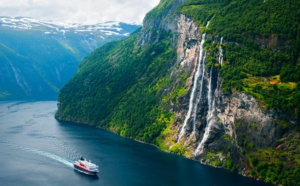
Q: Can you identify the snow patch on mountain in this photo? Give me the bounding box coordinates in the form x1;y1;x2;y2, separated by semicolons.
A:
0;16;140;37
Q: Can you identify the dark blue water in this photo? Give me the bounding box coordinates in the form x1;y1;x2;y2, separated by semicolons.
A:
0;101;272;186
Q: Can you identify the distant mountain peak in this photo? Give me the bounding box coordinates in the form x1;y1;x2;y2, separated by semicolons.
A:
0;16;141;37
0;16;141;100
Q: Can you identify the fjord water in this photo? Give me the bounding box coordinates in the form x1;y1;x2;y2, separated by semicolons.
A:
0;101;271;186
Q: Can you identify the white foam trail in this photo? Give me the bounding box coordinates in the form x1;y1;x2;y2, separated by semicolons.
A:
3;142;73;168
42;136;81;161
30;149;73;167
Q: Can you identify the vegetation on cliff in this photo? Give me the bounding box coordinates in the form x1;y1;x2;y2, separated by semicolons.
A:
56;29;177;143
179;0;300;185
57;0;300;185
179;0;300;119
0;22;139;100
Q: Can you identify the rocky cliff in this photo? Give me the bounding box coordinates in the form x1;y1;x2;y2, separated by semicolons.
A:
154;5;298;183
56;0;300;185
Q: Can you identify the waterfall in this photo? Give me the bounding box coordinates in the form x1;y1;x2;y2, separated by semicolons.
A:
205;21;210;28
218;37;223;66
177;21;211;142
195;67;215;155
177;33;206;142
56;68;61;82
8;61;31;95
192;51;207;132
194;37;224;155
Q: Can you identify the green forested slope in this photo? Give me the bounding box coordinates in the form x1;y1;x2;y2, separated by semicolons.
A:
0;28;78;99
0;22;139;100
56;29;176;143
56;0;300;185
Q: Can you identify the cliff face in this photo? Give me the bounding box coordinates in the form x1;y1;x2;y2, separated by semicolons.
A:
138;0;298;181
56;0;300;184
152;4;277;170
153;3;298;184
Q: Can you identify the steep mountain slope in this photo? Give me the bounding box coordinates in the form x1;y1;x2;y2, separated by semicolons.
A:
0;17;140;100
56;0;300;185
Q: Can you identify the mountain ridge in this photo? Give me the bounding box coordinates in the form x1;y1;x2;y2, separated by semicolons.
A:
0;16;140;100
0;16;139;36
56;0;300;185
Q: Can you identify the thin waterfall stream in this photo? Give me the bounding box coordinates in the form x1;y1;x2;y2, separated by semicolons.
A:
194;37;224;155
195;67;214;155
177;34;206;142
192;51;207;132
218;37;223;66
177;21;210;142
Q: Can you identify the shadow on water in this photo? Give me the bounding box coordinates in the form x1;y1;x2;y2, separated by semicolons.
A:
73;169;100;181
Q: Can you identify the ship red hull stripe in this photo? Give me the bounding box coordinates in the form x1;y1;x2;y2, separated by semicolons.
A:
74;164;97;173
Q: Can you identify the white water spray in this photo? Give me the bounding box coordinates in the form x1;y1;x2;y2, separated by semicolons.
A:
194;37;225;155
177;33;206;142
192;51;207;132
177;21;211;142
206;21;210;28
195;67;216;155
218;37;223;66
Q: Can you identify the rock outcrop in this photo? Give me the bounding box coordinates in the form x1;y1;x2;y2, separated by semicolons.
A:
150;6;286;175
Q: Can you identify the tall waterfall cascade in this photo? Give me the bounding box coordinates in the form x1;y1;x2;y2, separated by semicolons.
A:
177;33;207;142
177;20;226;155
194;37;224;155
177;22;210;142
195;67;215;155
192;51;207;132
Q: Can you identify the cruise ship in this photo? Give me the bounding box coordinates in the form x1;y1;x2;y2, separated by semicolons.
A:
74;157;99;175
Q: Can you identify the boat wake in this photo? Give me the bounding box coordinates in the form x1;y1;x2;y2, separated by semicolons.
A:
0;141;73;168
40;135;82;162
29;148;73;168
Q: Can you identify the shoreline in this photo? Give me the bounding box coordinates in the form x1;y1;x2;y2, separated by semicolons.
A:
55;116;273;186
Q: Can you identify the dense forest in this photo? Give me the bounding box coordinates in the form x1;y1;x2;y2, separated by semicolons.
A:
57;29;177;142
56;0;300;185
179;0;300;119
